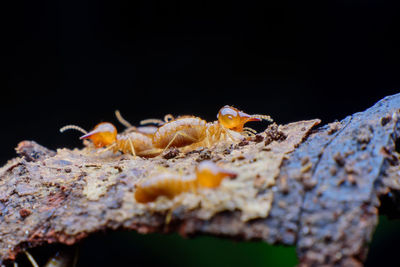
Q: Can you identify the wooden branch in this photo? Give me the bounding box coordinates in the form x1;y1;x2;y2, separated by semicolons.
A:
0;94;399;266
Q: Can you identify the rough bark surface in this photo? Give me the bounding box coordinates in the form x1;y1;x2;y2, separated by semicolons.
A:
0;94;399;266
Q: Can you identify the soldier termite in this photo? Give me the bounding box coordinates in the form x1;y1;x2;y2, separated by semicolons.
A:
149;105;273;153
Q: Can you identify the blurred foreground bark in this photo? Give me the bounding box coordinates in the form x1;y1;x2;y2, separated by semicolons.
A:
0;94;399;266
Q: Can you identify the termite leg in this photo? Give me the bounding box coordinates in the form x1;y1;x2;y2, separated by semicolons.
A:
165;209;173;225
165;198;188;225
96;143;117;154
205;134;211;148
162;131;197;153
115;110;133;128
222;127;235;141
24;251;39;267
127;138;137;158
134;148;163;157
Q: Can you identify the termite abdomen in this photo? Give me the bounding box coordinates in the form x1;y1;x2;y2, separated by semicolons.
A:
152;117;207;149
135;174;197;203
134;161;237;203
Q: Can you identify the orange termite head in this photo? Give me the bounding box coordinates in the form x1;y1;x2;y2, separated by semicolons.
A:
80;122;117;148
217;105;261;132
196;161;237;188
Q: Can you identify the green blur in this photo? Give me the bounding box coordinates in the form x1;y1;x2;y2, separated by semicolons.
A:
78;231;298;266
69;215;400;266
365;215;400;266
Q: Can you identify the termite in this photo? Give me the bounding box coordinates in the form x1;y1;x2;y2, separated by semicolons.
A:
149;105;273;153
61;105;272;157
134;161;237;203
60;122;157;157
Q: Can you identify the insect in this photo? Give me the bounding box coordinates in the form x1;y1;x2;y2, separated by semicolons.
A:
60;122;157;157
61;105;272;157
147;105;273;153
134;161;237;203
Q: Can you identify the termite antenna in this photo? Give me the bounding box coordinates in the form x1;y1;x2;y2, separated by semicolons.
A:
243;127;257;134
115;110;133;128
251;114;273;122
59;125;88;135
164;114;174;122
140;114;175;126
140;118;165;126
243;127;257;137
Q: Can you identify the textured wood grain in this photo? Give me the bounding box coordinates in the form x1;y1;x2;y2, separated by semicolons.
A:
0;94;399;266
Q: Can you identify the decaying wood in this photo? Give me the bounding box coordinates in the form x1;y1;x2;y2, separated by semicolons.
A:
0;94;399;266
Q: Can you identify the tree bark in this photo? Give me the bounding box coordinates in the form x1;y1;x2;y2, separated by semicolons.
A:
0;94;399;266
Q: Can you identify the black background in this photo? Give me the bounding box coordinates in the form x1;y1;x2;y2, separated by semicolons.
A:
2;0;400;266
3;0;399;164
